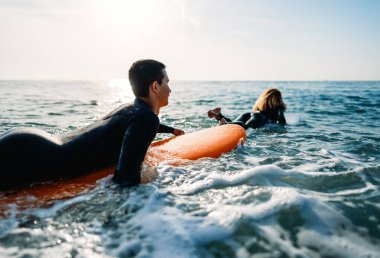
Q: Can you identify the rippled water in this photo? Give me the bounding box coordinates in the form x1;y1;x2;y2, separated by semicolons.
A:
0;80;379;258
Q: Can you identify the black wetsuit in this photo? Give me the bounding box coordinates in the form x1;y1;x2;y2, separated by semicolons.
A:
0;98;175;189
221;109;286;130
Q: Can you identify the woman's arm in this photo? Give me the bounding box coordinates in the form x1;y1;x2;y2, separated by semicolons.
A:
242;113;266;129
278;109;286;125
231;113;254;129
208;108;232;122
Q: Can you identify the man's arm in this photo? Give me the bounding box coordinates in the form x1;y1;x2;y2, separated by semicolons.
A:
158;124;174;134
112;113;159;186
158;124;185;136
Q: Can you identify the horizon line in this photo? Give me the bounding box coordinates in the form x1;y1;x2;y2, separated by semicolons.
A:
1;79;380;82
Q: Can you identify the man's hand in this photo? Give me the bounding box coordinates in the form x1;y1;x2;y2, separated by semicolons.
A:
141;165;158;184
173;128;185;136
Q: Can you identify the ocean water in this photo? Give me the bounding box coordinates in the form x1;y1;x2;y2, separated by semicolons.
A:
0;80;379;258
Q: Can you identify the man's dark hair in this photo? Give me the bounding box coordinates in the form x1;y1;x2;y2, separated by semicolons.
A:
128;59;166;98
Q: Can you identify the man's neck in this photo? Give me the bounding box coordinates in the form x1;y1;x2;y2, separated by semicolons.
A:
138;97;160;114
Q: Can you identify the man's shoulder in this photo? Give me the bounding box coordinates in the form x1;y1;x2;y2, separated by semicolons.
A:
105;100;159;126
134;106;158;122
103;102;133;119
128;103;158;127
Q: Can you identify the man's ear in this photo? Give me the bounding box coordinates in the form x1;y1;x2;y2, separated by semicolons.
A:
151;81;159;94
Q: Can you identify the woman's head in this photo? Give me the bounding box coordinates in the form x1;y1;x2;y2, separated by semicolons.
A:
252;88;286;112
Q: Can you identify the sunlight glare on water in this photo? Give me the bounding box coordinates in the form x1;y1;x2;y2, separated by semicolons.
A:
106;79;134;104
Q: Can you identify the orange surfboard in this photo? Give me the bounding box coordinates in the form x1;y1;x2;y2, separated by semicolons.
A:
0;124;246;215
145;124;246;166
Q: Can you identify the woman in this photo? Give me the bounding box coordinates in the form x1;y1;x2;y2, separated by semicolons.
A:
208;88;286;129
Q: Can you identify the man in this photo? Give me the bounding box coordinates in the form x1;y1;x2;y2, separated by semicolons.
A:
0;59;183;189
112;59;184;185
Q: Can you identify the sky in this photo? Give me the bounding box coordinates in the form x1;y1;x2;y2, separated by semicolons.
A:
0;0;379;81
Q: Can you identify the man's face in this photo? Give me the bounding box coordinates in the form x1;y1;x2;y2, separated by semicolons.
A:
157;69;171;107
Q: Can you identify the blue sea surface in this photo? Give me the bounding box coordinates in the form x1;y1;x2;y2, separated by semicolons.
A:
0;80;379;258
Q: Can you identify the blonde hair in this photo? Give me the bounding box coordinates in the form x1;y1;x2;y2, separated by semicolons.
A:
252;88;286;112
